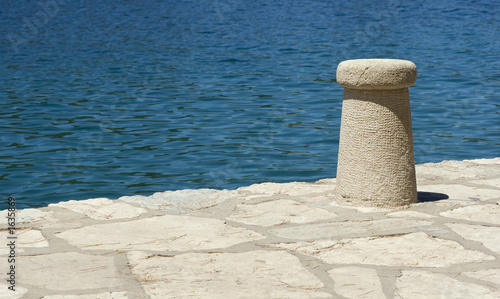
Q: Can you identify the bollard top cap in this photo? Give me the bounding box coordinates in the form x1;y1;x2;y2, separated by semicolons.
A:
336;59;417;90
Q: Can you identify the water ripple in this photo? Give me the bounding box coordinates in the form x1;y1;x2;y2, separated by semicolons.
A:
0;0;498;208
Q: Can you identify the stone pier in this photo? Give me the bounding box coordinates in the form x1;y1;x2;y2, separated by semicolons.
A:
1;158;499;298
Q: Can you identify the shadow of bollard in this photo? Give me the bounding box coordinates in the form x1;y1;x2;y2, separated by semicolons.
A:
417;191;449;202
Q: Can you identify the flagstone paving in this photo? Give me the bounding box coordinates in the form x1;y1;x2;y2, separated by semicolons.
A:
1;158;499;298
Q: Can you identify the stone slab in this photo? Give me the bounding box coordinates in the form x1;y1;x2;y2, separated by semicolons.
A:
328;266;385;299
0;209;53;228
51;197;147;220
127;250;331;298
0;284;28;298
226;199;338;226
41;292;129;299
386;210;435;218
446;223;500;253
0;228;48;255
55;215;265;251
267;232;494;267
237;181;335;198
269;218;432;240
16;252;123;291
440;204;500;225
120;189;238;213
469;178;500;188
465;157;500;165
395;270;500;299
416;159;500;181
461;268;500;286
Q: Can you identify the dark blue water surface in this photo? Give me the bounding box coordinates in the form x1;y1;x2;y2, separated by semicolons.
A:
1;0;499;208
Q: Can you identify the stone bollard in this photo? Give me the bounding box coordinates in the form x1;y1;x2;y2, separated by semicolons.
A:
334;59;418;208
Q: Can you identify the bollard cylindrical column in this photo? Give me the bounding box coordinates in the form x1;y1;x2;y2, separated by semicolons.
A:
334;59;418;208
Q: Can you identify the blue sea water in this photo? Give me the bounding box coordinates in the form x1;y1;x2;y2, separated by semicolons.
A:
1;0;499;208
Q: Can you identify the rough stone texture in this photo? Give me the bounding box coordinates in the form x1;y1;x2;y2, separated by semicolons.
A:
269;218;432;240
127;250;331;298
386;210;434;218
55;214;265;251
0;158;498;298
336;59;417;90
0;284;28;298
41;292;129;299
440;204;500;224
446;223;500;253
328;267;385;299
466;157;500;165
0;228;48;255
237;181;336;197
395;270;500;299
416;159;500;181
17;252;123;291
461;268;500;286
120;188;238;213
51;197;147;220
268;232;494;267
335;59;417;208
0;209;52;227
470;178;500;188
331;204;395;214
226;199;338;226
433;198;484;210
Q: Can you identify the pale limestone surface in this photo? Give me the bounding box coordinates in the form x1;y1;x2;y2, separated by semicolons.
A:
267;232;494;267
17;252;124;291
386;210;434;218
328;267;385;299
415;159;500;181
41;292;128;299
395;270;500;299
446;223;500;253
55;214;265;251
0;284;28;298
0;158;499;298
440;204;500;224
127;250;331;298
226;199;338;226
0;228;48;255
51;197;147;220
461;268;500;286
0;208;52;226
331;204;396;213
469;178;500;188
237;181;336;198
465;157;500;165
120;188;238;213
269;218;432;240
